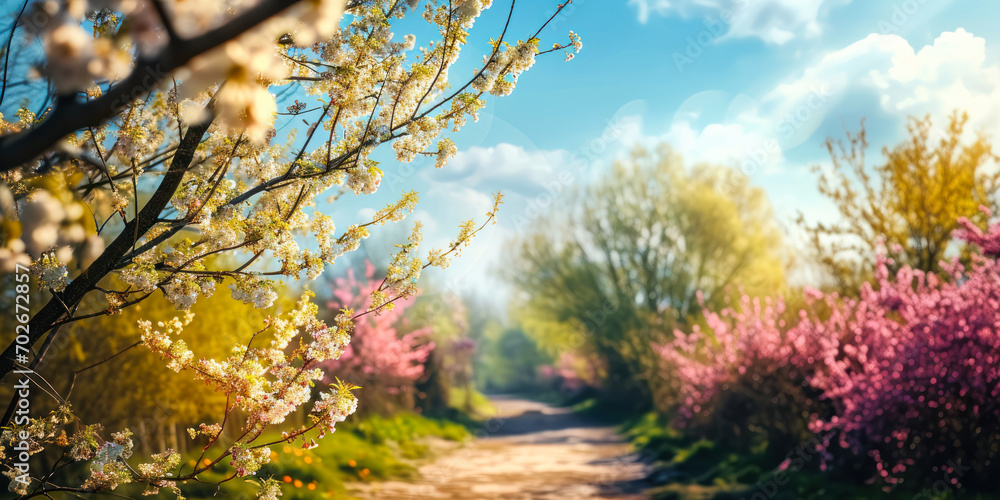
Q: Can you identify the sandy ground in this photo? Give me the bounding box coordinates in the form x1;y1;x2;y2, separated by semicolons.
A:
350;396;650;499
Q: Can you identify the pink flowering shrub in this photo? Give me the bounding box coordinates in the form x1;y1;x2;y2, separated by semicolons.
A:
661;213;1000;488
955;208;1000;257
807;259;1000;487
319;262;434;412
657;293;836;461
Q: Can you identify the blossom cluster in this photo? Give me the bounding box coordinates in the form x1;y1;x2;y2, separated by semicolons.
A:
0;407;180;497
0;180;104;282
28;0;346;139
109;291;356;492
657;292;833;426
0;290;360;496
661;213;1000;488
319;260;435;393
140;292;354;432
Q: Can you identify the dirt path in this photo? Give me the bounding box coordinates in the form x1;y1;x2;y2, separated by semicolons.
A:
351;396;650;499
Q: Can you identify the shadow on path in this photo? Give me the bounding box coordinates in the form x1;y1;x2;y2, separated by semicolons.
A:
490;409;607;436
351;395;652;499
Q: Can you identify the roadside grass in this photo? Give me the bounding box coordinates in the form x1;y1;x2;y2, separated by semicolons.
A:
141;412;470;499
446;386;494;416
621;411;990;500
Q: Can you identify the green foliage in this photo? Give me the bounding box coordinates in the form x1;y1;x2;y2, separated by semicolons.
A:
115;412;468;499
628;411;990;500
446;386;493;415
402;291;469;343
508;145;788;409
351;413;469;447
475;325;551;393
401;289;499;417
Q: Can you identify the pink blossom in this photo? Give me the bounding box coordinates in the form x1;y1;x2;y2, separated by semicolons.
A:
319;262;434;389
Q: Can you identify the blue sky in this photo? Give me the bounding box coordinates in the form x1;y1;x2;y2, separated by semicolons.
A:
345;0;1000;305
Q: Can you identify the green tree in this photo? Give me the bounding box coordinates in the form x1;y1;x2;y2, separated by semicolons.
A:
476;325;550;393
508;145;788;409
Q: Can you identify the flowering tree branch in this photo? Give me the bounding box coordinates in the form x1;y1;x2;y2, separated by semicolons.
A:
0;0;581;495
0;0;308;172
0;113;214;405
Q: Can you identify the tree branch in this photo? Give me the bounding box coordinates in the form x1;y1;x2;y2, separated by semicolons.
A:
0;0;309;172
0;0;31;108
0;114;214;398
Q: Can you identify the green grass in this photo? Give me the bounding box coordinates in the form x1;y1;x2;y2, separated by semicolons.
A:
446;386;495;416
559;395;648;425
624;412;994;500
115;412;469;499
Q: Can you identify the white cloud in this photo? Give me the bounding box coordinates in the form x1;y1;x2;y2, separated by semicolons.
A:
419;144;580;238
368;29;1000;306
605;113;786;177
763;29;1000;141
664;120;785;174
426;144;574;197
414;184;513;301
639;29;1000;182
428;185;497;226
629;0;846;44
